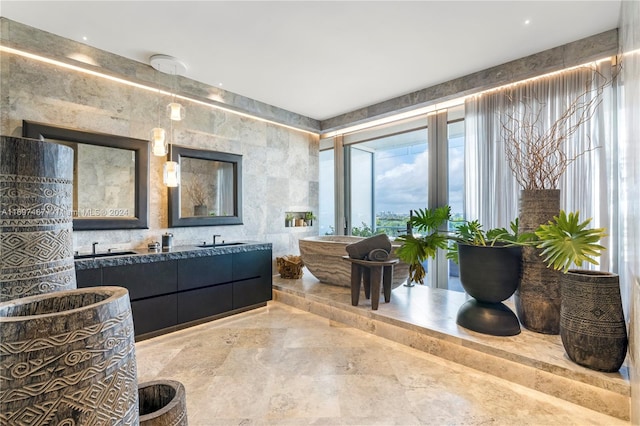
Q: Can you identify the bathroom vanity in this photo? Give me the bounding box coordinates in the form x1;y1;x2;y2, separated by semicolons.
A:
75;242;272;340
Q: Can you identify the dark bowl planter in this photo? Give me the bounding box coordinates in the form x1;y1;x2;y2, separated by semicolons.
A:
458;243;522;303
456;243;523;336
560;270;628;372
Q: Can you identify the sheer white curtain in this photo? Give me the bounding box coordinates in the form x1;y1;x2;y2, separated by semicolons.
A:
464;61;617;271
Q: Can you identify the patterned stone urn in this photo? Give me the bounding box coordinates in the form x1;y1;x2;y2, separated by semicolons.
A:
0;286;139;425
0;136;76;302
560;270;628;372
515;189;563;334
139;380;188;425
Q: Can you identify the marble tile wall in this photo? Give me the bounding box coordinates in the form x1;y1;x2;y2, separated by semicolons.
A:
619;1;640;424
0;19;319;259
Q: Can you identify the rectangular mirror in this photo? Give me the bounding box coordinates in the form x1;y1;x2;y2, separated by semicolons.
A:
169;146;242;227
22;121;149;230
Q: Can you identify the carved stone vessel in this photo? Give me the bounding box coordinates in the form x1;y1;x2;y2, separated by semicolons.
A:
0;287;139;425
515;189;562;334
0;136;76;302
139;380;188;425
560;270;628;372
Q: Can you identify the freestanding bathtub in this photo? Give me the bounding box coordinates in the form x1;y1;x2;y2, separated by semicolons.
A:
298;235;410;288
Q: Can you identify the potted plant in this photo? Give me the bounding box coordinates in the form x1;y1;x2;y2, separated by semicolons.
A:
395;205;452;285
285;213;294;227
447;218;533;336
185;176;208;216
500;67;612;334
304;211;316;226
397;206;533;336
449;219;529;336
535;210;627;372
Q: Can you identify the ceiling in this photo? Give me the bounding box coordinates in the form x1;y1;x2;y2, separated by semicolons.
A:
1;1;621;121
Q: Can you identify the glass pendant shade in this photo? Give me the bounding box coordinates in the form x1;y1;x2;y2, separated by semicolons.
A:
163;161;180;187
168;102;185;121
150;128;167;156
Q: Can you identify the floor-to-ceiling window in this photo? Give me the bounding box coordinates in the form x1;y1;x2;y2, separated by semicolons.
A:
446;107;465;291
347;128;429;237
324;108;465;291
319;147;335;236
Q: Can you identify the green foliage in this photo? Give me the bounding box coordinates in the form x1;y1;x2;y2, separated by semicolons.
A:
351;222;373;237
446;218;533;264
395;206;451;284
535;210;606;273
408;206;451;234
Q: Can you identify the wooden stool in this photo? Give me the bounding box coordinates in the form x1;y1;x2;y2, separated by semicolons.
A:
342;256;398;310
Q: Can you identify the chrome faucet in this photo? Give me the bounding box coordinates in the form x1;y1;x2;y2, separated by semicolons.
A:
92;242;99;255
212;234;221;245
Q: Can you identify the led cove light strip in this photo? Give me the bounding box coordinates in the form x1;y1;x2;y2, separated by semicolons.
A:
323;56;613;139
0;45;317;136
2;45;613;140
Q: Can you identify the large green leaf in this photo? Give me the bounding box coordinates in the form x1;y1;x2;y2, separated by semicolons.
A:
535;210;606;273
409;206;451;233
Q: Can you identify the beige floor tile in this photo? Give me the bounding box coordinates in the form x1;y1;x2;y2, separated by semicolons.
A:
135;301;628;425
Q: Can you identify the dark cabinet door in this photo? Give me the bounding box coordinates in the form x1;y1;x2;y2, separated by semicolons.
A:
232;250;271;281
76;268;102;288
177;283;233;324
103;261;177;300
232;249;272;308
177;254;232;291
131;294;177;336
233;278;270;309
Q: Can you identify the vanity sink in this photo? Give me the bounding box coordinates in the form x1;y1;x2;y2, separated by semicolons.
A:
74;251;138;260
197;242;246;248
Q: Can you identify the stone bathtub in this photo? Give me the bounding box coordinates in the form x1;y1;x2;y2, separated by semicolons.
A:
298;236;410;288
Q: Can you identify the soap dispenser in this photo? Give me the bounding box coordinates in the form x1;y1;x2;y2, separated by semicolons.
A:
162;233;173;251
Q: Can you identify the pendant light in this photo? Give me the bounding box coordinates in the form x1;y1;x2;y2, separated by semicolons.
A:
149;54;187;186
167;101;185;121
163;119;180;187
149;98;167;158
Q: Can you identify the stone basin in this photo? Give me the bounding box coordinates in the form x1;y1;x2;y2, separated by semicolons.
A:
298;235;410;288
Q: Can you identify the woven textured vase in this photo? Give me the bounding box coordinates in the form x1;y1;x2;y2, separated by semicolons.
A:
515;189;563;334
139;380;188;425
0;136;76;302
0;287;139;425
560;270;628;372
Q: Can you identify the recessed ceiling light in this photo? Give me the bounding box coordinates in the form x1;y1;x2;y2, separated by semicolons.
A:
219;83;223;87
82;36;88;41
524;19;531;25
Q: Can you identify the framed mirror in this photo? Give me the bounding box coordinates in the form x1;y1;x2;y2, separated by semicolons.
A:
22;121;149;230
168;146;242;227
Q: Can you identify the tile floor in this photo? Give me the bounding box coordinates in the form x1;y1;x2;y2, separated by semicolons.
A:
135;302;627;425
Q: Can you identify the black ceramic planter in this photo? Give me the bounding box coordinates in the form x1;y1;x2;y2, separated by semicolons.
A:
456;243;522;336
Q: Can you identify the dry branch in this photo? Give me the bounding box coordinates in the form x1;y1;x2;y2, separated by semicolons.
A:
500;64;616;190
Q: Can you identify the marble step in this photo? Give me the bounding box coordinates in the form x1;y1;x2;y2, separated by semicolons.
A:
273;274;630;421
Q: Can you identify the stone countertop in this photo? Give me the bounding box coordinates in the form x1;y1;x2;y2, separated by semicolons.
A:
74;241;272;270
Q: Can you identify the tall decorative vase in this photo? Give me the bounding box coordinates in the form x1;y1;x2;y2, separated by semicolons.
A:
193;204;207;216
515;189;563;334
0;136;76;302
0;287;139;425
560;270;628;372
